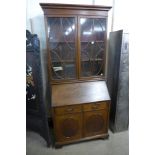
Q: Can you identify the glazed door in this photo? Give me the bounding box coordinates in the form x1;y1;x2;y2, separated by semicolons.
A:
47;16;107;82
83;110;108;137
55;113;82;142
47;17;77;81
79;17;107;79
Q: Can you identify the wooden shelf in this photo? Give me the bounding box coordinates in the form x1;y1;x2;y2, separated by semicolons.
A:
52;59;103;63
49;41;75;43
81;41;104;43
49;41;104;43
52;60;75;63
81;58;103;61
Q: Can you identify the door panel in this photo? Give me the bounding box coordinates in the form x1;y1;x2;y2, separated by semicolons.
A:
79;17;107;78
55;113;82;142
47;17;77;80
83;110;108;137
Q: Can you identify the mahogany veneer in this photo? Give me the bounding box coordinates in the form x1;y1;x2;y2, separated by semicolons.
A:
52;81;110;147
40;3;111;148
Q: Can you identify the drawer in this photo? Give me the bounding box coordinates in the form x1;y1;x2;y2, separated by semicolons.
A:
83;102;108;112
54;105;82;115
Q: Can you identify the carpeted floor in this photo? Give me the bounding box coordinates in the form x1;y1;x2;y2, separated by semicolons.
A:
26;130;128;155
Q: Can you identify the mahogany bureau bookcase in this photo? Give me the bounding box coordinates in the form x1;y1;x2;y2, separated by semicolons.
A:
40;3;111;147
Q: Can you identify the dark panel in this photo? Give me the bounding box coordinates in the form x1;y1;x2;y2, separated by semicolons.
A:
106;30;123;125
120;53;129;72
26;30;52;146
115;71;129;131
106;30;129;132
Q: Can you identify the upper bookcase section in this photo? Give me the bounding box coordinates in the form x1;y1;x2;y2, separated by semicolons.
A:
40;3;112;17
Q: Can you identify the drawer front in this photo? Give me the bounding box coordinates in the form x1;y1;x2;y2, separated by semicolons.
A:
83;102;108;112
54;105;82;115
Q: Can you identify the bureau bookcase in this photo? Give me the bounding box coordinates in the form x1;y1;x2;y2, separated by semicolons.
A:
40;3;111;147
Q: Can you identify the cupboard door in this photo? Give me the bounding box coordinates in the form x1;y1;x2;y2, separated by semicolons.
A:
55;113;82;142
79;17;107;78
83;110;108;137
47;17;77;80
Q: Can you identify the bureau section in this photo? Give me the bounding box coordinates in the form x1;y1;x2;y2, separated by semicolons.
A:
52;101;110;146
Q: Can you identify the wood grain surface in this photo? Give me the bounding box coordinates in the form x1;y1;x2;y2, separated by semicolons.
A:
52;81;110;107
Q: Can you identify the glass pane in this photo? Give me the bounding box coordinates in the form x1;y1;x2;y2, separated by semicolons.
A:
47;17;76;80
80;18;106;77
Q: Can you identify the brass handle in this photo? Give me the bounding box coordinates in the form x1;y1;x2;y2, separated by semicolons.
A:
66;108;74;112
92;106;97;109
92;105;98;109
